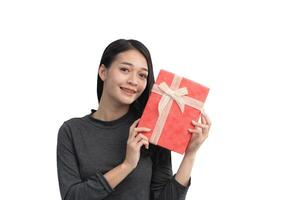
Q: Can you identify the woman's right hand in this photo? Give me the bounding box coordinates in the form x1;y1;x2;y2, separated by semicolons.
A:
123;118;151;169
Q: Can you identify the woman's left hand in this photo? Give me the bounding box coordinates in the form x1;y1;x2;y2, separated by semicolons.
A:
185;110;212;155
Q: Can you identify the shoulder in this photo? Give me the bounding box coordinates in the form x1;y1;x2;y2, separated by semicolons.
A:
59;117;82;130
57;116;86;141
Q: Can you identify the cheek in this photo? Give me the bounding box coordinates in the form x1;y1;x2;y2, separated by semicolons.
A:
139;80;147;92
111;72;126;84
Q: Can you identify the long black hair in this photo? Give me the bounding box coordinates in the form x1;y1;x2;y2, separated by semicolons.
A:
97;39;155;114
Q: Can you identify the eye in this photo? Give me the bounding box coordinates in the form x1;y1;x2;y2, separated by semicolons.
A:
120;67;129;72
139;74;148;79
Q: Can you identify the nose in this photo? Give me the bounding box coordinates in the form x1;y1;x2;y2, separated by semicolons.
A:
127;73;138;86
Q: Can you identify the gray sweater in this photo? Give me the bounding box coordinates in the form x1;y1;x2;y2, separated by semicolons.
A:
57;106;190;200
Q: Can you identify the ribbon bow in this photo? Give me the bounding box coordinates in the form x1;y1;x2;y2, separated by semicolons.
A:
157;82;188;115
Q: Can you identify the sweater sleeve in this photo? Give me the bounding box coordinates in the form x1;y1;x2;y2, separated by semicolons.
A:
150;145;191;200
56;122;114;200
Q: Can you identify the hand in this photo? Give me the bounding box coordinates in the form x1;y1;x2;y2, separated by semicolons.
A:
123;119;151;169
185;110;212;156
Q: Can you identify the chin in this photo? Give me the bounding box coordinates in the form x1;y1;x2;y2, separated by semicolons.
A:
119;98;135;105
115;96;134;106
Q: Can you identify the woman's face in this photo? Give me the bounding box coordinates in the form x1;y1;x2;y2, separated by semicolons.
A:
99;49;149;106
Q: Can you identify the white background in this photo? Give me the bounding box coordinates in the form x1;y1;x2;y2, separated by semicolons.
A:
0;0;299;199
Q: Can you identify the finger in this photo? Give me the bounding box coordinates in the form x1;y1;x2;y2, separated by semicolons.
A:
134;127;151;132
202;111;212;126
131;127;151;138
201;112;207;125
194;122;210;137
188;128;209;139
133;133;149;143
130;119;140;129
192;120;209;129
129;119;140;137
137;139;149;149
135;133;149;141
188;128;202;134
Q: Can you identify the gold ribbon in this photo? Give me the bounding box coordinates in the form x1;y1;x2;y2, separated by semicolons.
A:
149;74;204;145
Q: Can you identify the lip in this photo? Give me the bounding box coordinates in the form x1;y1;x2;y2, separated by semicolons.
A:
120;87;137;94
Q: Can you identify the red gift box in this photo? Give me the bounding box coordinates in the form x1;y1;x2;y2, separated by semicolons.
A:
138;69;210;154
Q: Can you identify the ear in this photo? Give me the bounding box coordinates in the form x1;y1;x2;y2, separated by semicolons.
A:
98;64;107;81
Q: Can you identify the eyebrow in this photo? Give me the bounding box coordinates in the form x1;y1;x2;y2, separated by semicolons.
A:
120;62;148;72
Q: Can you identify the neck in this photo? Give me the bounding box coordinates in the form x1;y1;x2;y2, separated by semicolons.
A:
92;93;130;122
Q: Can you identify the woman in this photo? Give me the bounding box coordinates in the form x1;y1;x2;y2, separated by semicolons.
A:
57;39;211;200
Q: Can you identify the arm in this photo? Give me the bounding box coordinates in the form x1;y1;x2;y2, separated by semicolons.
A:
57;119;150;200
103;162;134;189
174;152;196;187
150;145;190;200
150;111;211;199
57;123;132;200
175;110;212;186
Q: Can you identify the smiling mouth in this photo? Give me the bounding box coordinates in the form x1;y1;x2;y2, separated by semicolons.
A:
120;87;136;94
